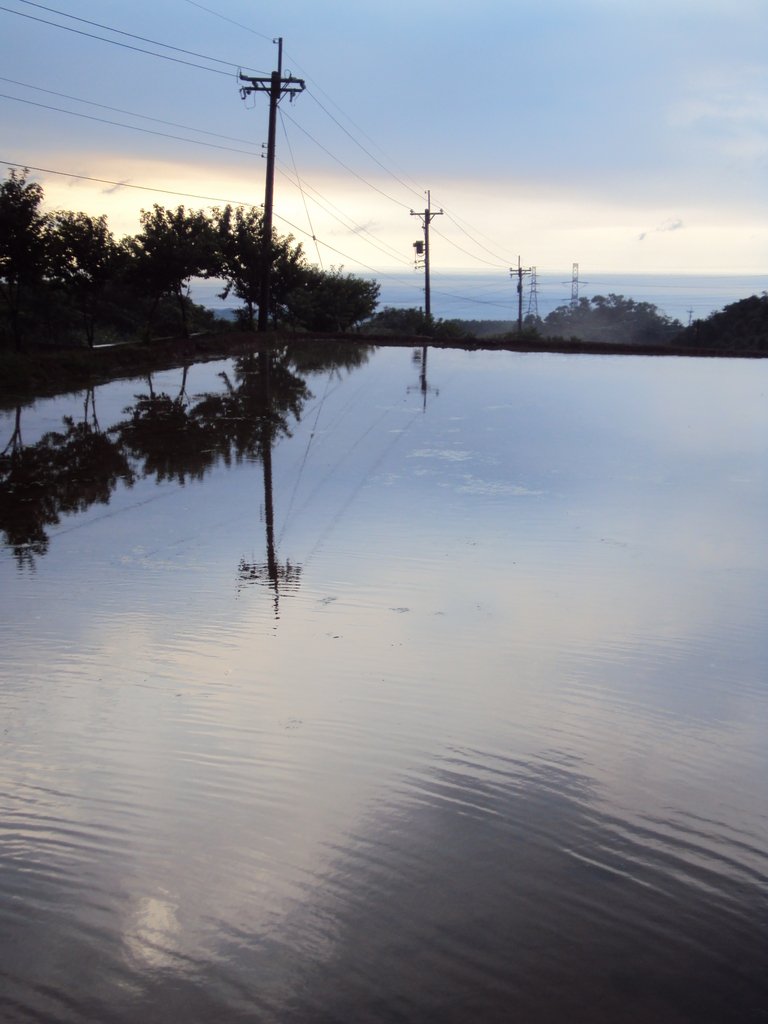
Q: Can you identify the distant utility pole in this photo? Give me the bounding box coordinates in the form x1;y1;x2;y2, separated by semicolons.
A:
410;190;443;331
239;38;305;332
571;262;580;306
510;256;532;333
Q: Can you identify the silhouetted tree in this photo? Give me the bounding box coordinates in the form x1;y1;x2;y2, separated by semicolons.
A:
49;210;124;347
285;266;379;332
674;293;768;353
543;294;682;346
213;204;308;330
0;168;49;349
131;204;217;337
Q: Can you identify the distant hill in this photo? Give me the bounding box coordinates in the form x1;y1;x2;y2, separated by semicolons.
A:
674;294;768;353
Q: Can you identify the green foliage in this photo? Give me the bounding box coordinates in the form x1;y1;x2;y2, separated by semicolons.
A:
364;306;471;339
284;267;379;332
0;170;386;350
0;168;50;349
543;294;682;346
131;204;218;337
49;211;124;347
213;204;308;330
675;293;768;352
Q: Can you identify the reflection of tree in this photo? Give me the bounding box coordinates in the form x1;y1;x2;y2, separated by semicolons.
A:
117;367;217;485
191;350;309;466
1;343;372;571
284;339;374;377
0;393;134;567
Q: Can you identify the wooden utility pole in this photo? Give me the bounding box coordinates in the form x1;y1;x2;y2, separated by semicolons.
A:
239;39;304;332
511;256;532;334
410;190;443;331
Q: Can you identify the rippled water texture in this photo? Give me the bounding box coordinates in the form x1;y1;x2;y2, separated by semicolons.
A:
1;346;767;1023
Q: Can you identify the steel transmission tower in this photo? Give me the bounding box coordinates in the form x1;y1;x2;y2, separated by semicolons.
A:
239;38;305;332
410;190;443;332
527;266;539;319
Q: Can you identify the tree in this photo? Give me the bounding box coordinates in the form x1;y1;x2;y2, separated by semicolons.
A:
131;204;217;337
674;293;768;353
543;294;682;346
213;204;308;330
49;210;123;347
285;266;380;332
0;168;49;349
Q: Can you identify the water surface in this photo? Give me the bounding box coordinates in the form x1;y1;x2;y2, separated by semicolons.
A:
1;345;766;1023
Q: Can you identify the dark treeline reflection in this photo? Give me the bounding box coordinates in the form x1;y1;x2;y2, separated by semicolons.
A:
0;341;373;568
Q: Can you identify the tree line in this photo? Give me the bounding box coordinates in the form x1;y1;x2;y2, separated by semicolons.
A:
0;168;380;350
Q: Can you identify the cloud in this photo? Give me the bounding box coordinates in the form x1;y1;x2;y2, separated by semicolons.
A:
637;217;684;242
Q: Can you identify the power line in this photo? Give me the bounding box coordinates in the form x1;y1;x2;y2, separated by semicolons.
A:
279;111;323;269
182;0;273;43
279;108;412;211
12;0;266;72
0;4;237;77
274;159;411;266
430;223;507;269
305;88;425;206
0;75;262;147
0;93;262;157
439;208;516;266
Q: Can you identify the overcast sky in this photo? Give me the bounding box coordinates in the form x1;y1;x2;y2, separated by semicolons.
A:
1;0;767;294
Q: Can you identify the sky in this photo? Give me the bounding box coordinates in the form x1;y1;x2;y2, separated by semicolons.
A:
1;0;767;318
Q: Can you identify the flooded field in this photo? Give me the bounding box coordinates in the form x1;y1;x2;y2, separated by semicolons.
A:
1;344;767;1023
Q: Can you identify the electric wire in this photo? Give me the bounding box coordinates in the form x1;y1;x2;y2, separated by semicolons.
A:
12;0;266;73
304;88;425;206
0;4;238;77
279;108;412;211
0;75;263;147
0;93;262;158
439;208;519;266
181;0;274;43
274;160;412;268
279;110;323;269
430;223;508;269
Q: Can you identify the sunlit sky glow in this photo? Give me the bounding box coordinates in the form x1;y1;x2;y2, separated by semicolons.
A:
1;0;766;310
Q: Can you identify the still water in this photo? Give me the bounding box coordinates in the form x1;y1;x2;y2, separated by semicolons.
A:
1;344;767;1023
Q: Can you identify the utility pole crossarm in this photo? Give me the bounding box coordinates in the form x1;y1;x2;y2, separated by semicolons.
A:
238;73;306;101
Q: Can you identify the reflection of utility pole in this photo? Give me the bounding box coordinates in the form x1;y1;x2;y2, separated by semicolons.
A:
410;190;443;332
407;346;439;412
238;349;302;617
240;39;305;333
510;256;532;334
